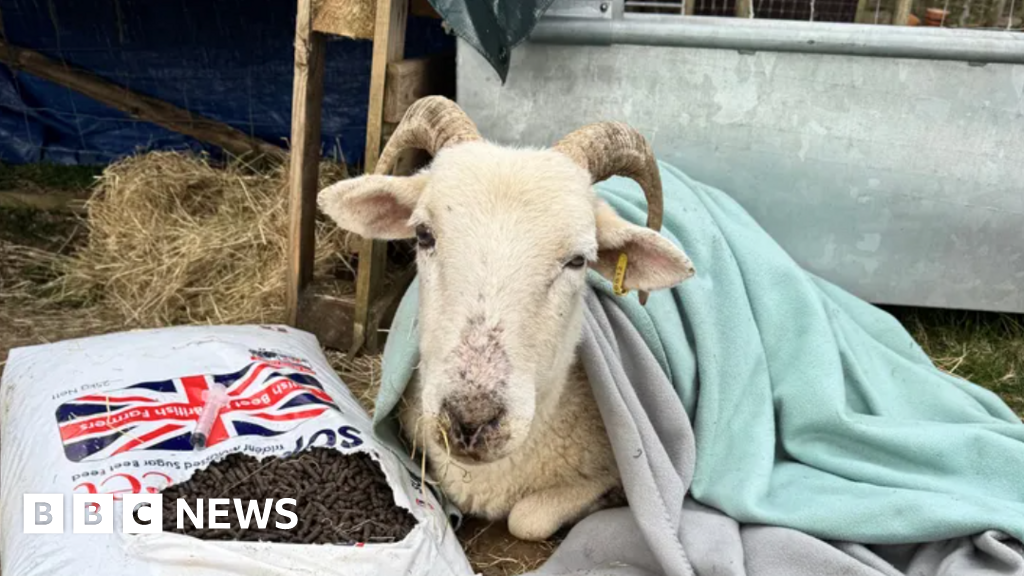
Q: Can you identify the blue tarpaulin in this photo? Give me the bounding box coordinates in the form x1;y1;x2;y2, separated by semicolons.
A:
0;0;453;165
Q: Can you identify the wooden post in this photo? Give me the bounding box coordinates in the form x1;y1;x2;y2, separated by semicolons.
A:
854;0;873;23
988;0;1008;26
735;0;753;18
286;0;327;326
893;0;913;24
351;0;409;355
383;53;455;124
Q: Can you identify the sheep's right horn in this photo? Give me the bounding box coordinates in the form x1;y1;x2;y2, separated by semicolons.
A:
375;96;482;175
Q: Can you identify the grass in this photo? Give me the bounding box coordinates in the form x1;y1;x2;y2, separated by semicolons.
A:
0;162;102;191
888;306;1024;415
0;162;96;252
0;207;84;251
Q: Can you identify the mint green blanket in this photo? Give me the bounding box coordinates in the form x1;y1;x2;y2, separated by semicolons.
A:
375;160;1024;550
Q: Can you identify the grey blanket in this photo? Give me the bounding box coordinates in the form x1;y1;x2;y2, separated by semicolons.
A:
526;289;1024;576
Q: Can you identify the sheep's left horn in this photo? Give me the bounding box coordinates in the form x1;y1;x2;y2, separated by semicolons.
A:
553;122;663;304
375;96;482;175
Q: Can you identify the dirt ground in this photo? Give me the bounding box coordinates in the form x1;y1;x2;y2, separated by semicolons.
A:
1;173;1020;574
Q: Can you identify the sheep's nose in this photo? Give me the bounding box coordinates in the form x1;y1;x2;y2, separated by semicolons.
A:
441;397;504;453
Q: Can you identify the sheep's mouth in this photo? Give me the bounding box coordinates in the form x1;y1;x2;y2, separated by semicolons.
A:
436;422;514;465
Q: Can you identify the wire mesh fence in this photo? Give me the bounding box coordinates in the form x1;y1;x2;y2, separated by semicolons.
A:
625;0;1023;27
0;0;452;166
755;0;860;21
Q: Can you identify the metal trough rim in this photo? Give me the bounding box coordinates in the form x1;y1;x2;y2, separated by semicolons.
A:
529;13;1024;65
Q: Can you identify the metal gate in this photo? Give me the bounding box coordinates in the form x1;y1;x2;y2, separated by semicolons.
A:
456;0;1024;313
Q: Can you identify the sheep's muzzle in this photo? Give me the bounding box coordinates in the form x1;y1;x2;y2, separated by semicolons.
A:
440;394;511;462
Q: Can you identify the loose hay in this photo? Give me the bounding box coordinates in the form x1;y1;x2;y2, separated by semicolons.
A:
325;349;382;415
0;239;67;296
160;448;417;545
312;0;375;40
55;152;354;327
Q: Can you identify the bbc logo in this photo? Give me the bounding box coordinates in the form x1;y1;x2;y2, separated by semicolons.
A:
24;494;163;534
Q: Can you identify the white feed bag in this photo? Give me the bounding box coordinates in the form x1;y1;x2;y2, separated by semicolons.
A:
0;324;474;576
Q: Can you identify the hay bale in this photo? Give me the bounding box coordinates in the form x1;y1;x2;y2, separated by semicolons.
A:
57;151;353;327
313;0;376;40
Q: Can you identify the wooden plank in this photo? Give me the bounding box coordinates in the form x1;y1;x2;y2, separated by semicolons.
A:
0;190;85;213
367;263;417;346
988;0;1008;26
313;0;375;40
297;265;413;353
893;0;913;24
383;52;455;124
410;0;441;18
0;40;286;163
296;292;357;351
364;0;409;175
354;239;390;353
286;0;327;326
352;0;409;355
854;0;873;23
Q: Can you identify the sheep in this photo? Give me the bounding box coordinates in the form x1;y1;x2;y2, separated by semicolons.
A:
318;96;695;541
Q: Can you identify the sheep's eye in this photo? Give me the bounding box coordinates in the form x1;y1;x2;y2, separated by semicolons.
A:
565;255;587;270
415;225;435;250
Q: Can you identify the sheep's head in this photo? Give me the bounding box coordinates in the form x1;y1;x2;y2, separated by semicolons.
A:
319;97;694;464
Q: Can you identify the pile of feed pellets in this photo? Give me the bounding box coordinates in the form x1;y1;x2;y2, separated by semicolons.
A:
160;448;417;544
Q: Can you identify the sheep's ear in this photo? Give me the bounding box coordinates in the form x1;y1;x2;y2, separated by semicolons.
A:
593;200;695;292
317;173;428;240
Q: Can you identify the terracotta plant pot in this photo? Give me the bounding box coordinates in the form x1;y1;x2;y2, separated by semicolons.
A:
925;7;949;26
907;13;921;26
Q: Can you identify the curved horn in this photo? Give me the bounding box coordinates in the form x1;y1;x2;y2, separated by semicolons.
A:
375;96;482;175
553;122;663;304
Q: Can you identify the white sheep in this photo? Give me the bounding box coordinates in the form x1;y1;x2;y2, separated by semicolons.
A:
318;96;695;541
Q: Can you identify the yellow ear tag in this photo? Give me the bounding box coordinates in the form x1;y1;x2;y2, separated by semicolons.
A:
612;252;629;296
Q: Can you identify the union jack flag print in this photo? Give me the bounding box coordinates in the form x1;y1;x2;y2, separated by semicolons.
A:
56;359;339;462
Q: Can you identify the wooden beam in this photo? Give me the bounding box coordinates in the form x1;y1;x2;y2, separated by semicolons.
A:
352;0;409;355
353;239;389;354
410;0;441;18
367;263;417;343
313;0;376;40
988;0;1008;26
297;292;357;351
0;40;285;163
286;0;327;326
854;0;873;23
383;52;455;124
364;0;409;175
893;0;913;24
0;190;85;213
296;264;414;353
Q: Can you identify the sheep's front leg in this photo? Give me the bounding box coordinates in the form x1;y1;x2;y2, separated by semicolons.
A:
507;482;620;541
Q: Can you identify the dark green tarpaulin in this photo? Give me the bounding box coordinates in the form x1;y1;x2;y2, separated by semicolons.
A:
427;0;558;82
